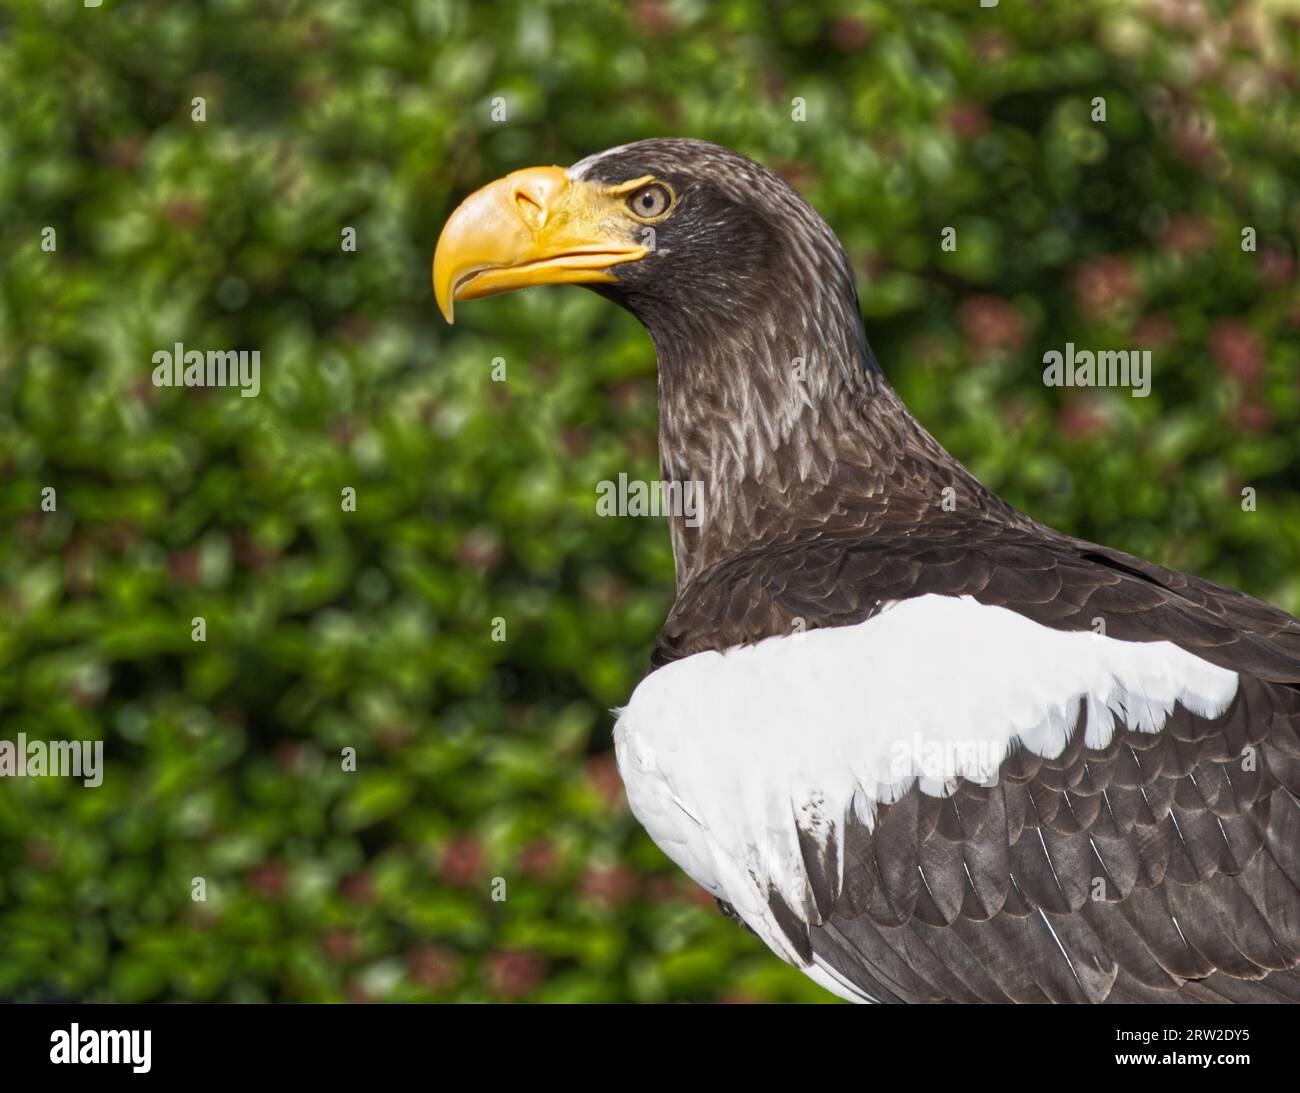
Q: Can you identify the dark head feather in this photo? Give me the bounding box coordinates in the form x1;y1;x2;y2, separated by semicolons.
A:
569;139;1011;587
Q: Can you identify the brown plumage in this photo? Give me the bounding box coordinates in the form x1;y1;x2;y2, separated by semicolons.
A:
437;138;1300;1002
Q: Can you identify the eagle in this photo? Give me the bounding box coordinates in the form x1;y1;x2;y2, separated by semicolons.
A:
433;138;1300;1003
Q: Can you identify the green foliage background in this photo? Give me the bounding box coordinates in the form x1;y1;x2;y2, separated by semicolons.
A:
1;0;1298;1002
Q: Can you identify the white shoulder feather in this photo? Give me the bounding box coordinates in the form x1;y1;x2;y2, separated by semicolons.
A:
613;594;1239;970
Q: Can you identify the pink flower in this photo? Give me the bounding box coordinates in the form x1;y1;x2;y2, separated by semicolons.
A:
1073;256;1138;319
456;528;504;572
320;928;358;963
273;741;311;775
1259;246;1294;289
1133;314;1176;350
163;197;204;228
339;871;374;904
826;16;873;52
439;835;483;888
578;864;639;908
973;30;1011;63
946;102;989;141
407;945;462;991
644;875;681;904
167;548;201;587
1170;113;1220;167
1160;215;1213;258
958;295;1026;356
685;882;719;908
631;1;676;36
1232;401;1273;435
247;860;286;899
1057;398;1109;441
1209;320;1265;384
484;950;548;1000
519;837;559;881
584;754;627;811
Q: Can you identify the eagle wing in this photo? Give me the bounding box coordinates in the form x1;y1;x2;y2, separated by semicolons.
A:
619;520;1300;1002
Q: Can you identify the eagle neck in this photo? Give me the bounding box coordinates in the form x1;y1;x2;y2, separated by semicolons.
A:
648;303;1006;592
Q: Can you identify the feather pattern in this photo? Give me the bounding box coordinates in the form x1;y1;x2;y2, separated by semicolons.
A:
558;139;1300;1002
616;594;1300;1000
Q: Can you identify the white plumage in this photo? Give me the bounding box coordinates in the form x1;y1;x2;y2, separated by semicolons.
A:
613;594;1239;992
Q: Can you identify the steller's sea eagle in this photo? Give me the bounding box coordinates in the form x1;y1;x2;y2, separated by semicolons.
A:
433;138;1300;1003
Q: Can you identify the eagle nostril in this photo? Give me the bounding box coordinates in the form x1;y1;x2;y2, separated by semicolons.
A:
513;187;546;228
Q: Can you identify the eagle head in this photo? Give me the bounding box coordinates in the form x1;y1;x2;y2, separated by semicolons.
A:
433;139;913;586
433;138;858;348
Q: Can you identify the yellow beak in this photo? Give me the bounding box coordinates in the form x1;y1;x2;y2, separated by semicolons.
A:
433;166;649;323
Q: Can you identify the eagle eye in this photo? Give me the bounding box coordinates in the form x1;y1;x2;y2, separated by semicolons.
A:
626;183;672;221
